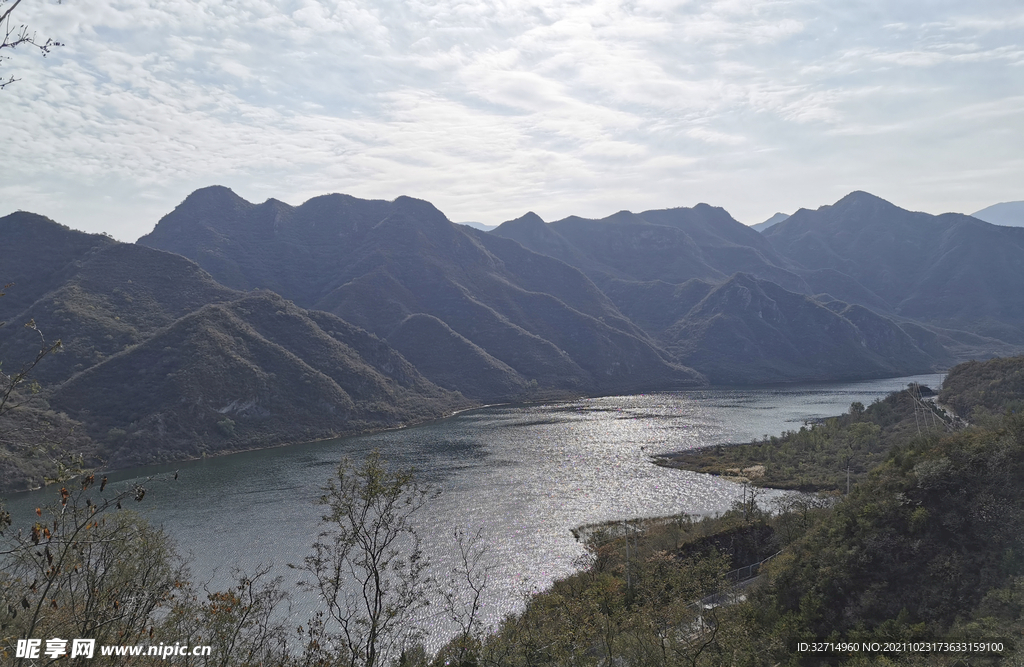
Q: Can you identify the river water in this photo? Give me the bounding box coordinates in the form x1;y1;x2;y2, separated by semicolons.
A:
3;373;941;647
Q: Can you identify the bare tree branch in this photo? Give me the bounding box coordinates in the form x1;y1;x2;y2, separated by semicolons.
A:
0;0;63;90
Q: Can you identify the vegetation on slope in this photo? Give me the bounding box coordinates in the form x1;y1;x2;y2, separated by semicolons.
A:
665;275;935;384
743;413;1024;653
51;291;465;468
658;384;949;491
939;355;1024;421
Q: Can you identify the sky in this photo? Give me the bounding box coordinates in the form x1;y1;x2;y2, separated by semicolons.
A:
3;0;1023;241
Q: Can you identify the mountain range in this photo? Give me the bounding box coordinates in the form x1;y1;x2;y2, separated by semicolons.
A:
749;212;789;232
972;201;1024;227
764;193;1024;344
2;188;1021;490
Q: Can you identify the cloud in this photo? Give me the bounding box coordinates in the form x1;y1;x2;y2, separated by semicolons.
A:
3;0;1023;237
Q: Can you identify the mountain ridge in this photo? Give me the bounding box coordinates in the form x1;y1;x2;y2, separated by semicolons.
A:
0;211;468;490
7;186;1023;489
764;191;1024;343
140;188;705;397
972;200;1024;227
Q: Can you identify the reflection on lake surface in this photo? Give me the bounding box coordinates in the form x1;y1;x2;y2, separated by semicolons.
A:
4;374;940;646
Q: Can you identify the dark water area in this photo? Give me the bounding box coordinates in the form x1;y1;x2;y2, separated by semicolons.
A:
3;373;941;648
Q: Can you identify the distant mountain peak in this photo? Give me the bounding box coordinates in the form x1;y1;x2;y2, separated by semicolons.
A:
2;210;64;228
391;195;449;221
972;201;1024;227
458;221;498;232
605;210;647;225
833;191;895;209
841;190;877;200
0;210;114;248
393;194;438;208
751;212;789;232
637;204;744;231
495;211;546;231
181;185;246;205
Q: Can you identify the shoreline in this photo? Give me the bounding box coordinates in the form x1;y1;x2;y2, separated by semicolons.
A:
6;371;942;498
2;390;586;497
653;379;953;493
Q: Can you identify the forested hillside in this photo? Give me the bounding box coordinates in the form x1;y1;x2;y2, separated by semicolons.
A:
939;356;1024;421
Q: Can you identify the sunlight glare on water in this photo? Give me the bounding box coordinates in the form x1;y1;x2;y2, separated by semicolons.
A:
3;374;941;648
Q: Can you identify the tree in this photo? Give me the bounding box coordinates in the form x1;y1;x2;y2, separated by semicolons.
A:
0;475;184;665
1;286;186;663
295;451;435;667
623;551;730;667
161;565;292;667
433;528;493;667
0;470;304;667
0;0;63;89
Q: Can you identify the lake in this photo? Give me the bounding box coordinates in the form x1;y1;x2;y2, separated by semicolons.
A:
3;373;941;647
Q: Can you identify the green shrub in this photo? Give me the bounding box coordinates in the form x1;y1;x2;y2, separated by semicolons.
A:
216;417;236;437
